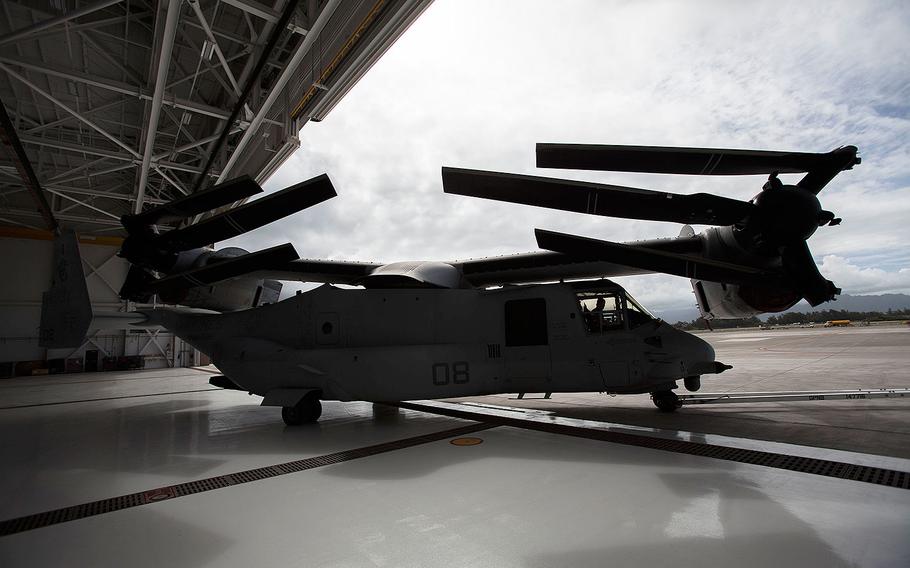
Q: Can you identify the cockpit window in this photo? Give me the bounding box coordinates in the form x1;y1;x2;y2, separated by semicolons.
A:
624;292;655;329
577;292;624;333
576;290;654;333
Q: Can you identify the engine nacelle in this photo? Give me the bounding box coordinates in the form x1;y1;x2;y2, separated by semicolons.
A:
691;279;800;320
688;225;800;319
158;247;283;311
160;277;282;311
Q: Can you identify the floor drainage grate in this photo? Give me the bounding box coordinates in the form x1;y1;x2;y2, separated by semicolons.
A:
0;421;494;537
395;402;910;491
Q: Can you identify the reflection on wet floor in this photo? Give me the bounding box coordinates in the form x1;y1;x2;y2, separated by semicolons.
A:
1;344;909;567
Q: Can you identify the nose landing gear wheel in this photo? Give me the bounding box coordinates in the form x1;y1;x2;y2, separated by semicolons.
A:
652;390;681;413
282;392;322;425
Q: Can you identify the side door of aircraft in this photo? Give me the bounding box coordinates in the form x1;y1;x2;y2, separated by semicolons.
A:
502;296;551;391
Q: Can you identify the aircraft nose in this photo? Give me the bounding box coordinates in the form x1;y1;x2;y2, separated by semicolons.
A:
691;333;715;362
662;326;718;374
642;325;729;383
675;327;732;377
661;326;712;357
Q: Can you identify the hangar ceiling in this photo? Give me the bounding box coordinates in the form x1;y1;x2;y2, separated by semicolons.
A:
0;0;431;236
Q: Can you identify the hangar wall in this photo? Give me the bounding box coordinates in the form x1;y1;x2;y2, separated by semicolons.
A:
0;231;197;377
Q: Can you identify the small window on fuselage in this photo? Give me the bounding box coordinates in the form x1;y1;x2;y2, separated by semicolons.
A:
504;298;548;346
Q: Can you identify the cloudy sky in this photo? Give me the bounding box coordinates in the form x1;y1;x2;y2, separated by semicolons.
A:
225;0;910;315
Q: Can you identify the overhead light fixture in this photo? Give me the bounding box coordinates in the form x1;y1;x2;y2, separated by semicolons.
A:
201;40;215;61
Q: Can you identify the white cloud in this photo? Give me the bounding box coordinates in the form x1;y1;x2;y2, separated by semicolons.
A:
224;0;910;308
614;273;699;313
820;255;910;295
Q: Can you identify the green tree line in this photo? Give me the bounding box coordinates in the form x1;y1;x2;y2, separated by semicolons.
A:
764;308;910;326
672;308;910;330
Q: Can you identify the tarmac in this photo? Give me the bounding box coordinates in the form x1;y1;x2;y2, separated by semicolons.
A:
456;324;910;458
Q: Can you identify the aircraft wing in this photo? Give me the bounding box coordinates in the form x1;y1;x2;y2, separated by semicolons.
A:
253;258;385;285
454;235;703;287
251;235;703;287
256;253;659;288
455;251;652;287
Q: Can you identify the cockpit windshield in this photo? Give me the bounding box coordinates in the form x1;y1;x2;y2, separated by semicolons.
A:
576;288;654;333
624;291;655;328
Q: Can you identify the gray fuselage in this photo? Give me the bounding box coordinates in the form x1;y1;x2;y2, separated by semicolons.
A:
150;281;717;402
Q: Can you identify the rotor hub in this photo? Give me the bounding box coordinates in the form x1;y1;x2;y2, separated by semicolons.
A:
119;236;177;271
750;184;823;246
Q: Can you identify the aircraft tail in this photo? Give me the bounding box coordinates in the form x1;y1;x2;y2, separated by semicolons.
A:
39;230;92;349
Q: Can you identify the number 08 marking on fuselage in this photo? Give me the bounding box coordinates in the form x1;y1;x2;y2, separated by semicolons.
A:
432;362;470;385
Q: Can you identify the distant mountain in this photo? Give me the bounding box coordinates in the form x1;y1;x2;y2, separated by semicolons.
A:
652;293;910;323
653;305;701;323
796;293;910;313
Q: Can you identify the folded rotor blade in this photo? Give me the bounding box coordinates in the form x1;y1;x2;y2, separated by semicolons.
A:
255;258;384;285
123;175;262;231
796;146;861;195
535;229;781;286
159;174;336;250
147;243;299;294
442;167;753;225
780;240;840;306
537;144;848;176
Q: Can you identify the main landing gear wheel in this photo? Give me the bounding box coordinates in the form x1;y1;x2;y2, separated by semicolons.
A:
282;393;322;425
652;390;681;413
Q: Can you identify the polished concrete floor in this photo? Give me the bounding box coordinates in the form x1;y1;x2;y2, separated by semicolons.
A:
0;325;909;567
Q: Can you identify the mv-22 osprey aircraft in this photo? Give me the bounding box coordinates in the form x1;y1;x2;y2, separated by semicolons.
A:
41;143;860;424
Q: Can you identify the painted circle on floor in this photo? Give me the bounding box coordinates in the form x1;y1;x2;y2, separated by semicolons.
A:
450;437;484;446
